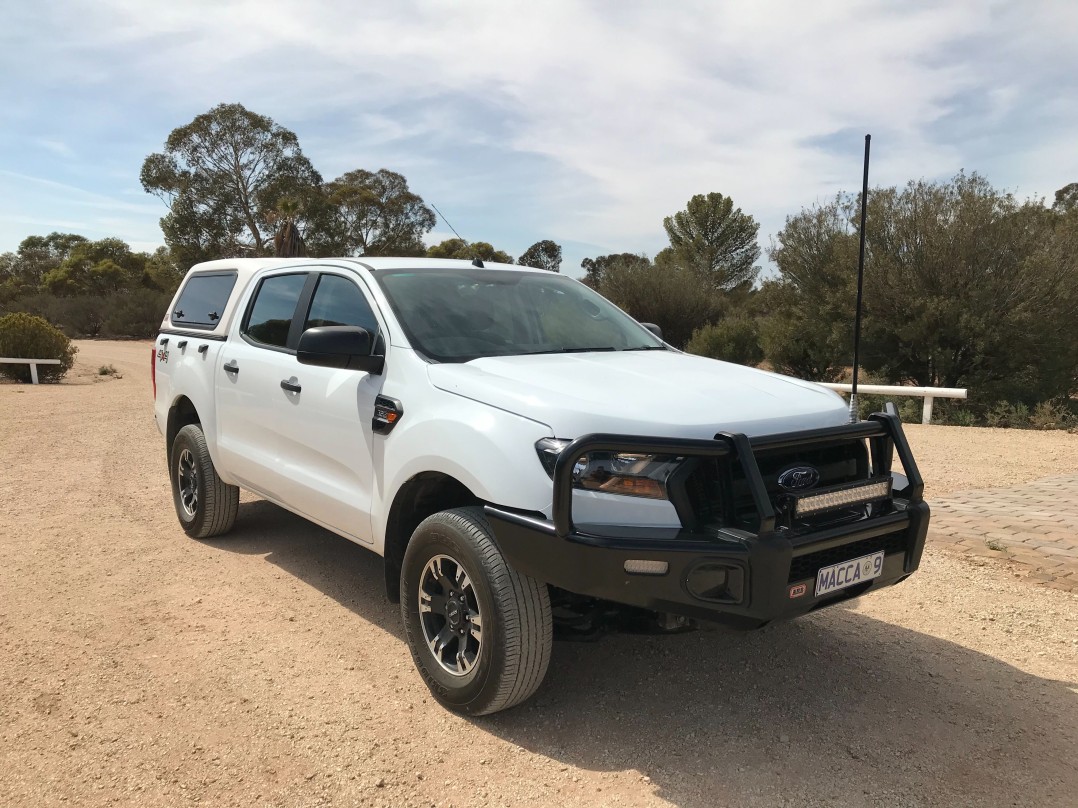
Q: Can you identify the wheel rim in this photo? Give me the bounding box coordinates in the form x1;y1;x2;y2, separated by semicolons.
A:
418;554;483;676
177;448;199;518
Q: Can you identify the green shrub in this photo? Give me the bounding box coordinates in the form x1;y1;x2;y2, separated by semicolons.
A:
946;408;977;427
1029;400;1077;430
898;398;921;424
2;290;171;338
0;312;78;382
47;296;108;337
686;317;763;366
985;401;1031;428
103;289;171;338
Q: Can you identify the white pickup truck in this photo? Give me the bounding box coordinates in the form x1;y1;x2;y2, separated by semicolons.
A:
153;257;930;714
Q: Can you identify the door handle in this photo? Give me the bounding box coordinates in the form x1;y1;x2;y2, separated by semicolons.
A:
280;379;302;394
223;362;239;375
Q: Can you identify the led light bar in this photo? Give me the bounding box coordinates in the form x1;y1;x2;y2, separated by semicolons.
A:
793;478;892;517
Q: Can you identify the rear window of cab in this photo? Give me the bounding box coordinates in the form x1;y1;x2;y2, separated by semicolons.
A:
171;271;238;329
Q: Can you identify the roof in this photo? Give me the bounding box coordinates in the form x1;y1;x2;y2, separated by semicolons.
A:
189;256;533;274
164;256;549;339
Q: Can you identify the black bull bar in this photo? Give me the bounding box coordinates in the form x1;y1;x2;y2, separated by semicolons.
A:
484;413;930;628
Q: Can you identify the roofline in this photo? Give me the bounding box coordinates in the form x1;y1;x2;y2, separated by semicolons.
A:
188;257;550;274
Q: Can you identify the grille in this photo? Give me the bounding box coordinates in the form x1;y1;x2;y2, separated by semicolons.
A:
682;458;723;525
787;531;908;583
681;439;870;530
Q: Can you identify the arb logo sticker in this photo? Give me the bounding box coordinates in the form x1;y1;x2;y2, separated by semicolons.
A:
788;583;807;599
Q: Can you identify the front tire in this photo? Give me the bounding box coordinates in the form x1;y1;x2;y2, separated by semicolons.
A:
401;507;553;715
170;424;239;539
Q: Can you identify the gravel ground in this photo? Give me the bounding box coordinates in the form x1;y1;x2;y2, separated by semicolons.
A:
901;423;1078;497
1;340;1075;808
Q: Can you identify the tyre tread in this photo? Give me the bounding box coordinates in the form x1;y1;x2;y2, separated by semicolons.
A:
173;424;239;539
404;506;552;715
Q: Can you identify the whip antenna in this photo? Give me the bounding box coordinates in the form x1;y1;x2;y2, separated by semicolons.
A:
849;134;871;423
430;202;484;268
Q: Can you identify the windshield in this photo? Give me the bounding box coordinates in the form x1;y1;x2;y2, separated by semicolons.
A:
374;268;664;362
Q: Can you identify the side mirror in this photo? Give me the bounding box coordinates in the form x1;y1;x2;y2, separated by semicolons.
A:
641;322;663;340
297;326;384;374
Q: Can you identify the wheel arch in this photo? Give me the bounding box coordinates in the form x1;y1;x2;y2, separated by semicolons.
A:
166;395;201;468
382;471;482;603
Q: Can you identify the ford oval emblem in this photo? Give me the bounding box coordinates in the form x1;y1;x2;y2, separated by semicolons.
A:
778;466;820;491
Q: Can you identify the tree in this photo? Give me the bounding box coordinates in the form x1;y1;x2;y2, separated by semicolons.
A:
597;258;719;349
767;173;1078;404
862;173;1078;403
579;252;650;289
140;103;322;267
762;201;859;380
40;238;148;297
662;192;761;289
1054;182;1078;213
270;198;307;258
426;238;513;263
143;247;185;294
0;233;89;301
518;240;562;272
322;169;435;257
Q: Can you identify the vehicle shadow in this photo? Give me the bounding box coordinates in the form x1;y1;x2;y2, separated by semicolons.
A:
212;500;1077;807
207;499;404;637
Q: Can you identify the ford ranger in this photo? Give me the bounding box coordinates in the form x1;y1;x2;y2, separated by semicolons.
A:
152;257;929;714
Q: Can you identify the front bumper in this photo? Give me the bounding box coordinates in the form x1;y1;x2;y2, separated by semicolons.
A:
485;413;930;629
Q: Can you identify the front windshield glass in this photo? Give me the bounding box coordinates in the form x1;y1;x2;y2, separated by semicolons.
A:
374;268;664;362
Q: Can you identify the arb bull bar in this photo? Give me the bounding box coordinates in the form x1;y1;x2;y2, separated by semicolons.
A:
485;413;930;629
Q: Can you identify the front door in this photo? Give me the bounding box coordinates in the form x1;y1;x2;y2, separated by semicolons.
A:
269;271;385;544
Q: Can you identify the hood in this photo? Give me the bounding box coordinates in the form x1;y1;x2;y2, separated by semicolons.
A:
428;350;849;439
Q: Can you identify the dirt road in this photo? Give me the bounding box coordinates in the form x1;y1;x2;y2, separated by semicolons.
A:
1;341;1075;807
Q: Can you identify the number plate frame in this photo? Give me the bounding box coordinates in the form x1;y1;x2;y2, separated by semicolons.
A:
814;550;885;597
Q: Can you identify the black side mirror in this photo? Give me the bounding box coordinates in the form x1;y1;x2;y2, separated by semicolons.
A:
641;322;663;340
297;326;384;374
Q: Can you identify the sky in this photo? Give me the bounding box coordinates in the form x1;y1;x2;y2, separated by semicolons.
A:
2;0;1077;278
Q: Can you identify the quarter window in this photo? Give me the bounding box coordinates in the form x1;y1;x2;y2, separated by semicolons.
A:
243;273;308;349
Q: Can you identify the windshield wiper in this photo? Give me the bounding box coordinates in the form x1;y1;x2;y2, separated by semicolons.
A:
521;346;618;355
621;345;667;351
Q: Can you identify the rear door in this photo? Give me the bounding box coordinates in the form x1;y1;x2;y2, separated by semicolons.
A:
269;269;386;543
215;269;313;499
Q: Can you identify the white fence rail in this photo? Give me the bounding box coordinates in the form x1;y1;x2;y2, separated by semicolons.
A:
819;383;968;425
0;357;62;384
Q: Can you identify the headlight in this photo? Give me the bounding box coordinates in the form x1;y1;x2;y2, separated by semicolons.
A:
534;438;681;500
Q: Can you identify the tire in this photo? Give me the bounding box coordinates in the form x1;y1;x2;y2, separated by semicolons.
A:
401;507;553;715
170;424;239;539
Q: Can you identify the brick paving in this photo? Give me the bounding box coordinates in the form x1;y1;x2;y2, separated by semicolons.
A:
928;473;1078;592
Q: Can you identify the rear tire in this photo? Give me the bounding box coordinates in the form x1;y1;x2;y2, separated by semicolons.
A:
401;507;552;715
170;424;239;538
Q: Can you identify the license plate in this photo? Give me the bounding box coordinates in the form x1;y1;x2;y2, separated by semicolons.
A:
814;551;885;597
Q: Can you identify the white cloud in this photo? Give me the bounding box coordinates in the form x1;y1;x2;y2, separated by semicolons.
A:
37;139;75;158
3;0;1077;271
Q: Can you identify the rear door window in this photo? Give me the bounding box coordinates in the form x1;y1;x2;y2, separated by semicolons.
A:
171;272;237;329
242;273;310;349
